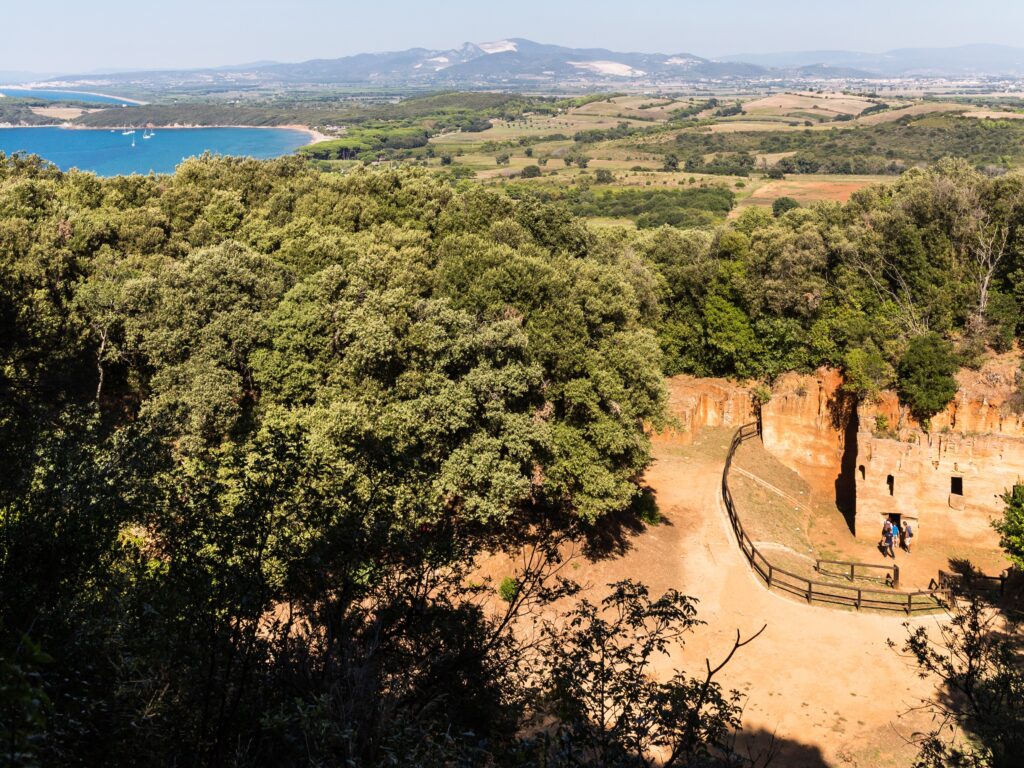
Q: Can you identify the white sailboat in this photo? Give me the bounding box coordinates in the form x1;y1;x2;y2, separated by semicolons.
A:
143;129;153;140
122;126;135;136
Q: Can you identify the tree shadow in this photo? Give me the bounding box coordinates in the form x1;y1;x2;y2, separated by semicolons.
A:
944;557;1023;613
581;486;670;561
829;390;859;537
732;726;833;768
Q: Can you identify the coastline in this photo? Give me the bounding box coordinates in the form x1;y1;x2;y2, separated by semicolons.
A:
0;122;331;146
3;86;148;105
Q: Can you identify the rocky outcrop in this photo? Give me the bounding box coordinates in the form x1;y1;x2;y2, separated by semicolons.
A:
866;353;1024;438
760;368;848;474
854;429;1024;541
654;375;754;446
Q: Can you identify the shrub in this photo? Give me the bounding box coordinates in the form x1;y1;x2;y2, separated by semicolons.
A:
521;165;542;179
595;169;614;184
772;196;800;217
751;383;773;406
996;485;1024;569
897;334;959;422
842;344;893;399
498;577;518;603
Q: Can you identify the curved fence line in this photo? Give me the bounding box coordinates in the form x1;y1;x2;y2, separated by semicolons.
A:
722;423;948;614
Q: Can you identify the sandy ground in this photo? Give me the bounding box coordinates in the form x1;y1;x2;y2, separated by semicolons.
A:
540;430;945;768
279;123;331;144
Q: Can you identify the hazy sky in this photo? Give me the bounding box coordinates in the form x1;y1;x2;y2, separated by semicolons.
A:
7;0;1024;73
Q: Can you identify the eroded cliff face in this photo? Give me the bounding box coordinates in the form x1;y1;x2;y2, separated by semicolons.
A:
760;369;848;473
660;356;1024;546
855;354;1024;541
654;375;754;446
866;353;1024;438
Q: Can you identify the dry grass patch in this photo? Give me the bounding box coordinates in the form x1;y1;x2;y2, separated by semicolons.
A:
962;110;1024;119
29;106;89;120
854;102;964;125
742;91;877;117
733;174;892;212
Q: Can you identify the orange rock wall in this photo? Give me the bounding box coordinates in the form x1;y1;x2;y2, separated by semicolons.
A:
661;356;1024;547
655;376;754;446
760;369;847;475
854;430;1024;542
856;355;1024;542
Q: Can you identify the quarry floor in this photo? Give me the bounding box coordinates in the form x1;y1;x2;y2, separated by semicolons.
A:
552;428;959;768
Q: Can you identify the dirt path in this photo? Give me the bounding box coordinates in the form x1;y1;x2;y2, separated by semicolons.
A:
570;430;942;767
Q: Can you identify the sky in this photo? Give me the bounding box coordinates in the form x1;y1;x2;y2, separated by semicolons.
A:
6;0;1024;73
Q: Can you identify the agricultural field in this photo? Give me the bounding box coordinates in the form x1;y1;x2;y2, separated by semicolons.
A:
351;92;1024;227
731;173;894;212
23;88;1022;229
740;90;891;120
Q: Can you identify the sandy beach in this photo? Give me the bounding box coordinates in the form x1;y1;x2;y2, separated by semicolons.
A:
2;85;147;105
2;122;331;147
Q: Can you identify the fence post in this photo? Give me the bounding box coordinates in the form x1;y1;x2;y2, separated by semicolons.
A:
893;564;900;589
856;589;862;610
849;563;855;582
906;593;913;615
806;582;813;603
767;564;773;588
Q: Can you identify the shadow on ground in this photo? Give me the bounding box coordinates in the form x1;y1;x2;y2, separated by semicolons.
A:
734;726;833;767
581;486;671;561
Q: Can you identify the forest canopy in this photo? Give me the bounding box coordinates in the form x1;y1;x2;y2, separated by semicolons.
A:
0;153;671;765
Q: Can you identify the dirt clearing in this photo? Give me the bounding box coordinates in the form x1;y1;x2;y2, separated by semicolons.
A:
514;428;946;768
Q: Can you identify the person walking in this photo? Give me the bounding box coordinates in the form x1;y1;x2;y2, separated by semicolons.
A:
881;520;895;558
902;520;914;554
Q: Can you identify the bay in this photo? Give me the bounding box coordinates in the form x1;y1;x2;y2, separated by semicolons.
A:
0;126;311;176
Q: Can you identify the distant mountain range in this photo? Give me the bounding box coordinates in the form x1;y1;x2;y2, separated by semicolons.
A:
35;40;765;90
720;44;1024;77
12;41;1024;91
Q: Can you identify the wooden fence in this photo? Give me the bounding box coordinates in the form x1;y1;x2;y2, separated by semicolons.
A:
815;559;899;587
930;568;1012;596
722;423;947;614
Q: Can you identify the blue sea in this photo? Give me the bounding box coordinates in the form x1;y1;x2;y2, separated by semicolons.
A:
0;88;135;104
0;127;311;176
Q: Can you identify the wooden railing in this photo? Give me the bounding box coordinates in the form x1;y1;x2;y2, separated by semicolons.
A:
722;423;947;614
930;568;1012;596
815;559;899;587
